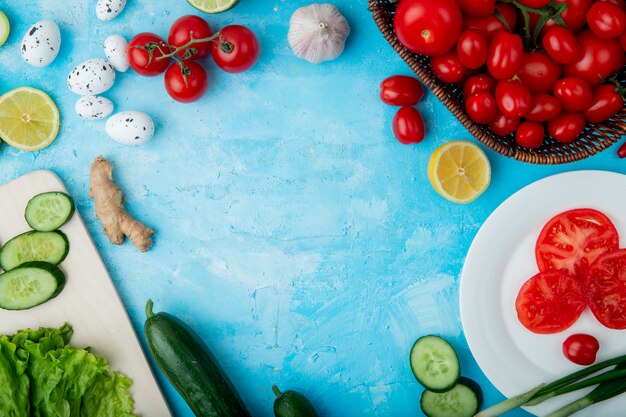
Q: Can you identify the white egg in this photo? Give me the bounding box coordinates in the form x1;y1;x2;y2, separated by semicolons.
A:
105;111;154;145
103;35;129;72
96;0;127;21
67;58;116;96
21;20;61;67
75;95;114;120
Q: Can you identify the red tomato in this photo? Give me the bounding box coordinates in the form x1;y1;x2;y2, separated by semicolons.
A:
548;113;587;143
564;31;625;87
526;94;562;122
394;0;462;56
463;75;496;97
519;0;550;6
586;2;626;39
542;26;581;65
529;0;594;34
536;209;619;279
466;92;498;124
516;270;587;334
618;141;626;158
128;33;172;77
584;84;625;123
164;61;209;103
168;15;213;60
517;51;562;94
487;32;524;80
563;334;600;366
489;113;520;136
515;121;545;149
211;25;260;73
463;3;519;40
430;50;466;84
554;77;593;112
392;107;425;144
586;249;626;329
380;75;425;106
457;30;488;69
495;79;531;118
620;30;626;50
457;0;495;17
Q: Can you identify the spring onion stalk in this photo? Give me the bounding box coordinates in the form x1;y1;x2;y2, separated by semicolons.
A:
475;385;545;417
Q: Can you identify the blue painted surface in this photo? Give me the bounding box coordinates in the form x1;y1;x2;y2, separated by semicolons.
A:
0;1;625;416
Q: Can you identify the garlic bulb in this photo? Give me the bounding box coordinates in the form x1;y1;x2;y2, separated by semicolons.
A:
288;3;350;64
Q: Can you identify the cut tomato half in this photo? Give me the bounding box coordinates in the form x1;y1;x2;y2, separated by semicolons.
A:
586;249;626;330
536;209;619;280
516;270;587;334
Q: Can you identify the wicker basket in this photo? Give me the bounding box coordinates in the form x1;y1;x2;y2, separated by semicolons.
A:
368;0;626;164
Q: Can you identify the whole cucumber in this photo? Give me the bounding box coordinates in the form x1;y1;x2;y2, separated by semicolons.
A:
273;385;319;417
144;299;251;417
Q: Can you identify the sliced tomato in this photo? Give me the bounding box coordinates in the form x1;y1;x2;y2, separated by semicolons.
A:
536;209;619;280
586;249;626;329
516;270;587;334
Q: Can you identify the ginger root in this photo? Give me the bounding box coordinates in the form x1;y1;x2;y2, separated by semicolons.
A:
89;156;154;252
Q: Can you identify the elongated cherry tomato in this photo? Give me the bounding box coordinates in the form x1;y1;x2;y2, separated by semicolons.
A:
584;84;625;123
380;75;425;106
563;334;600;366
128;33;172;76
164;61;209;103
168;15;213;59
618;141;626;158
430;50;466;84
564;31;625;87
519;0;550;6
517;51;562;94
487;32;523;80
495;79;531;118
542;26;581;65
463;3;518;40
393;107;425;144
554;77;593;112
457;0;495;17
525;94;562;122
515;121;545;149
212;25;260;73
466;92;498;124
620;30;626;50
587;2;626;39
489;113;520;136
457;30;488;70
548;112;586;143
463;75;496;97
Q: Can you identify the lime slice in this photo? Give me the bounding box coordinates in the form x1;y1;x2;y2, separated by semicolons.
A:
0;11;9;47
0;87;60;151
187;0;239;14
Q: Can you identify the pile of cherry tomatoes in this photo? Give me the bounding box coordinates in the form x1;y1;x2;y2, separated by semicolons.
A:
393;0;625;149
128;15;259;103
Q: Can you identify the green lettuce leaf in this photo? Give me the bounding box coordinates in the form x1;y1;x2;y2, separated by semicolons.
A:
81;372;137;417
0;335;30;417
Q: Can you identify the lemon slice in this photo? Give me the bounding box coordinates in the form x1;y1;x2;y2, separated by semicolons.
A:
0;87;60;151
0;10;9;47
428;140;491;204
187;0;239;13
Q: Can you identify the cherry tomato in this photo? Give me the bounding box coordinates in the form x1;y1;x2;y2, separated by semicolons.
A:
586;2;626;39
394;0;462;56
517;51;562;94
515;121;545;149
457;30;488;70
542;26;581;65
586;249;626;329
211;25;260;73
495;79;531;118
466;92;498;124
525;94;562;122
584;84;625;123
516;270;587;334
463;3;519;40
168;15;213;60
128;33;172;77
555;0;594;32
463;74;496;98
487;32;524;80
164;61;209;103
548;112;586;143
563;334;600;366
380;75;425;106
392;107;426;144
618;141;626;158
564;31;625;87
620;30;626;50
518;0;550;6
554;77;593;112
489;113;520;136
457;0;495;17
430;50;466;84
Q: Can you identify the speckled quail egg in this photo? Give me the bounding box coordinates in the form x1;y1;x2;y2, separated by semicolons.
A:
103;35;129;72
21;20;61;67
105;111;155;145
67;58;116;95
75;95;114;120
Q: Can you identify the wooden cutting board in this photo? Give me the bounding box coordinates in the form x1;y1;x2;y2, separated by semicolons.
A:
0;170;171;417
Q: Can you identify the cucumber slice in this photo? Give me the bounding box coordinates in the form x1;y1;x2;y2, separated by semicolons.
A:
420;380;481;417
0;231;69;271
410;335;460;392
25;192;75;232
0;261;66;310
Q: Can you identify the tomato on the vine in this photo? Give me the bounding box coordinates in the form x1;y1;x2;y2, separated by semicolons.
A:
457;0;495;17
380;75;425;106
548;112;586;143
466;92;498;124
495;79;531;118
515;121;545;149
463;74;496;98
525;94;562;122
168;15;213;60
463;3;518;40
563;334;600;366
517;51;562;94
128;33;172;77
542;26;581;65
554;77;593;112
586;2;626;39
457;30;488;70
392;107;425;144
489;113;520;136
430;50;466;84
564;31;625;86
211;25;260;73
487;32;523;80
584;84;625;123
164;61;208;103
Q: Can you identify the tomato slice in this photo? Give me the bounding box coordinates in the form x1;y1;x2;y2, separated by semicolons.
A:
536;209;619;280
516;270;587;334
586;249;626;329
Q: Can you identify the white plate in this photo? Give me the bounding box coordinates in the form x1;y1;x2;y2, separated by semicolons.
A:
461;170;626;417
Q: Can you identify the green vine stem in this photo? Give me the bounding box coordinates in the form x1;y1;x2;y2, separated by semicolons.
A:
498;0;569;48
